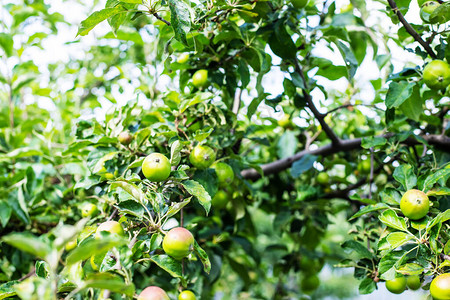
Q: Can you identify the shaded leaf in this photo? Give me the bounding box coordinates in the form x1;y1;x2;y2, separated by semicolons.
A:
181;180;211;214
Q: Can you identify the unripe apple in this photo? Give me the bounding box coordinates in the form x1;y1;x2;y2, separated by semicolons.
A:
420;1;440;23
95;221;125;239
118;131;133;145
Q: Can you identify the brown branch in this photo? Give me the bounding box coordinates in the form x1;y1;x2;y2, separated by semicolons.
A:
18;267;35;282
107;208;118;221
441;253;450;261
324;103;383;116
153;12;171;26
387;0;437;59
293;59;341;146
241;134;450;180
232;88;242;115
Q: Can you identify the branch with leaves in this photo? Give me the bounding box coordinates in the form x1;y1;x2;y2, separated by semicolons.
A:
387;0;437;59
293;59;342;146
241;134;450;180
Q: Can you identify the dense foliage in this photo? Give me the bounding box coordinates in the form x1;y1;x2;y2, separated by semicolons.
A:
0;0;449;299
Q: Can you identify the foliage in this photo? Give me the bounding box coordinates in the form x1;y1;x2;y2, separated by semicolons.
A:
0;0;449;299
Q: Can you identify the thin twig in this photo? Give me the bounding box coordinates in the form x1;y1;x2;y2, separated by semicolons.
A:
107;208;118;221
324;103;383;116
293;59;341;146
387;0;437;59
153;12;171;26
18;267;35;282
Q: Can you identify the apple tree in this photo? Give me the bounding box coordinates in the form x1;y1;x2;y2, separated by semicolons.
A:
0;0;449;299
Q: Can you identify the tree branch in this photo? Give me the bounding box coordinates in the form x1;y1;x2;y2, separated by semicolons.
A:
153;13;171;26
232;88;242;115
241;134;450;180
387;0;437;59
441;253;450;261
293;59;341;146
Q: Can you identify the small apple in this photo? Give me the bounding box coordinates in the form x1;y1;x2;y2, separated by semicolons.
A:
142;153;171;182
192;69;208;88
95;221;125;239
118;131;133;145
138;286;169;300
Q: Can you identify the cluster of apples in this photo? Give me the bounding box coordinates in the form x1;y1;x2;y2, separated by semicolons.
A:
134;144;234;299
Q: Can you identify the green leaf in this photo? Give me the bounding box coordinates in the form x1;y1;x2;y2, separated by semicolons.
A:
165;198;191;219
0;281;18;299
291;155;317;178
14;277;53;300
193;127;214;143
426;187;450;197
393;165;417;190
396;263;424;275
421;167;450;191
378;250;407;280
85;273;135;296
77;7;126;36
349;203;390;220
35;261;50;279
127;157;145;169
385;81;415;108
410;218;428;231
379;210;407;232
193;169;218;199
66;236;126;265
194;240;211;274
117;200;145;218
0;201;12;228
335;40;358;80
2;234;51;259
0;33;14;57
313;57;348;81
238;59;250;88
341;240;374;259
181;180;211;214
170;140;183;166
361;136;387;149
74;176;101;190
103;28;144;45
379;188;401;205
268;20;296;61
168;0;191;45
8;189;30;225
62;140;92;155
399;85;423;121
149;255;182;277
359;277;376;295
384;232;415;250
277;130;297;159
430;2;450;24
3;147;42;159
110;180;145;203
